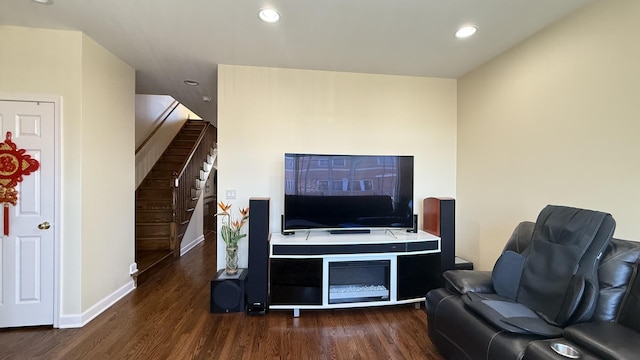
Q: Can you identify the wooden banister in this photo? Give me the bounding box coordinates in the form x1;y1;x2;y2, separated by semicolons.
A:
135;100;180;154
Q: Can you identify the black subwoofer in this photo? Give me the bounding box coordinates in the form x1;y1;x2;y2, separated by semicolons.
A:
210;268;247;313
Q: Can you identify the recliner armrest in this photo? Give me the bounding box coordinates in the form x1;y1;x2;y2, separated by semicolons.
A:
563;321;640;360
443;270;494;294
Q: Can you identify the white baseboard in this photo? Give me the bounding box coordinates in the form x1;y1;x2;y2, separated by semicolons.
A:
181;234;205;256
57;279;136;328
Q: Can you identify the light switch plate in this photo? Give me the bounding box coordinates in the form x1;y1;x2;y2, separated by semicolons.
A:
225;189;236;199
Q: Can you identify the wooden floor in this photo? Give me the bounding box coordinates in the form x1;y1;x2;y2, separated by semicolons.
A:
0;235;444;360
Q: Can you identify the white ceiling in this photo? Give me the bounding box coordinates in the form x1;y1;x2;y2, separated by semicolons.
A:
0;0;593;123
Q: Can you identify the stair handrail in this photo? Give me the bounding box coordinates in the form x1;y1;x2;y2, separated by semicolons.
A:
174;122;215;183
135;100;180;154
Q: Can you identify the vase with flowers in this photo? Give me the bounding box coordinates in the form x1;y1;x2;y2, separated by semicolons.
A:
215;201;249;275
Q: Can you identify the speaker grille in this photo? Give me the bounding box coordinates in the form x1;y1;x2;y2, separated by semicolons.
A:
213;281;241;310
210;268;247;313
248;198;270;313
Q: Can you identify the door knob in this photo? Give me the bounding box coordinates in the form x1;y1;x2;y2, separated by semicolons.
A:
38;222;51;230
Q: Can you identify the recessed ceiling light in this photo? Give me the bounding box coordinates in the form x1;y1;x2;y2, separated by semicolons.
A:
258;8;280;23
184;79;199;86
31;0;53;4
455;25;478;39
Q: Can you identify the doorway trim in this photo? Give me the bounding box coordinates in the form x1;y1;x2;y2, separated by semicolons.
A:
0;93;62;327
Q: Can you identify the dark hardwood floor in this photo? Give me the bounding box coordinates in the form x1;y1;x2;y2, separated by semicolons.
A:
0;234;444;360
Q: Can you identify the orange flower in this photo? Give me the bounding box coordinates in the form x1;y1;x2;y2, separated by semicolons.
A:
231;219;244;231
239;207;249;220
217;201;232;213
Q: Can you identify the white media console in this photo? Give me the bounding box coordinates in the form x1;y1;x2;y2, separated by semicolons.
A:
268;230;441;317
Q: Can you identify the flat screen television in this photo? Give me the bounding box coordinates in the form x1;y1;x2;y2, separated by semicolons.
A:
283;153;414;232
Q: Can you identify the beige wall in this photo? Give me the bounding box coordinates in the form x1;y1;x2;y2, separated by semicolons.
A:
0;26;135;317
217;65;457;269
457;0;640;270
80;35;136;310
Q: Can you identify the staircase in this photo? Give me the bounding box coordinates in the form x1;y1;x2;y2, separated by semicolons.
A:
135;119;217;284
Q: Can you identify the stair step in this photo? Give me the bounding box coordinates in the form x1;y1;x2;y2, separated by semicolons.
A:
145;170;173;179
175;132;201;140
148;169;175;179
169;140;195;148
136;199;172;210
164;147;191;156
184;121;205;128
136;187;172;200
136;222;172;237
136;235;172;251
180;124;203;131
151;162;182;171
140;178;172;188
174;132;200;138
136;209;173;222
160;154;187;163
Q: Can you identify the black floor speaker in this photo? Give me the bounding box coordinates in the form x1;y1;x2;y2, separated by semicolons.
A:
247;197;270;315
423;197;455;278
210;268;247;313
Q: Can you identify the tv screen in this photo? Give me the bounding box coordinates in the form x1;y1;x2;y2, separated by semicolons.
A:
284;153;414;231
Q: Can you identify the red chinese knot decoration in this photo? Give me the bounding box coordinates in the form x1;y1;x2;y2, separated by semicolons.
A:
0;132;40;235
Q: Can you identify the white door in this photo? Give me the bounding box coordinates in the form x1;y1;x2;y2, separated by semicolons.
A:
0;100;55;327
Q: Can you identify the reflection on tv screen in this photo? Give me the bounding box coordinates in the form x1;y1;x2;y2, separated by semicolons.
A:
284;154;414;230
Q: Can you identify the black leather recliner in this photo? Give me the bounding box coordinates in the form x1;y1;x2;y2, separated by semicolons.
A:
426;207;640;359
461;205;615;337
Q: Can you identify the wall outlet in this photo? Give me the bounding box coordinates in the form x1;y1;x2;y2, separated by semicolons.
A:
225;189;236;199
129;263;138;275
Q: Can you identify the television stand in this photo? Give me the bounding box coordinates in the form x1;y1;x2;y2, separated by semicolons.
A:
328;229;370;235
268;230;441;317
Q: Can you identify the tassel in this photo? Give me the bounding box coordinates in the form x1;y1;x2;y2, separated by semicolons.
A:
4;203;8;236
